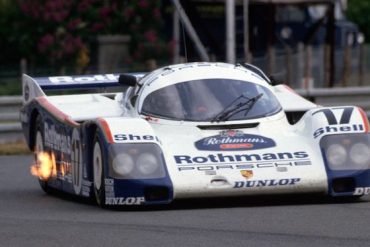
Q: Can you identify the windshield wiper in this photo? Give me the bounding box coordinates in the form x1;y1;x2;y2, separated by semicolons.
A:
211;93;263;122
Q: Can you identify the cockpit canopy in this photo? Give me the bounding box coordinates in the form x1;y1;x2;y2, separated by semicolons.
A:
141;78;281;122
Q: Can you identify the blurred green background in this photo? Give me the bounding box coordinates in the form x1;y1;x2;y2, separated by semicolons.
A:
0;0;369;95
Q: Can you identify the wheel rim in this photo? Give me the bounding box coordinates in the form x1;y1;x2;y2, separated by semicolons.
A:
93;141;103;191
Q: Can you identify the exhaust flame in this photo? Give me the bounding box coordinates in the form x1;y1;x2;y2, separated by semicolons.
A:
31;152;57;181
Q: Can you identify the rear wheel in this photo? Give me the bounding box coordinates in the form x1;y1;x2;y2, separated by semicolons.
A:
93;133;106;207
34;115;50;193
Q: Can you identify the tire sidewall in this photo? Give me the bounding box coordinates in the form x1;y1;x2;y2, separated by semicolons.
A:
93;131;106;207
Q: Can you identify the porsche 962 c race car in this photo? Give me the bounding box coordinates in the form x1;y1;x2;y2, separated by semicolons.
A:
20;62;370;207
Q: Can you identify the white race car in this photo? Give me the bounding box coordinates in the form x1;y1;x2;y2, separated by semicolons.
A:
20;62;370;207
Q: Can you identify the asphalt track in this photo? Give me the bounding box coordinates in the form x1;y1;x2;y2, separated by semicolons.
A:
1;155;370;247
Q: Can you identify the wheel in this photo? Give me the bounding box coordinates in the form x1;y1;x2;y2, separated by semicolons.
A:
34;115;51;193
93;132;106;207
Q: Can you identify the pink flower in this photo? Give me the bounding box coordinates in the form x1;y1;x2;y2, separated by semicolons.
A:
153;8;161;20
100;6;111;19
77;0;90;13
62;35;83;55
144;30;157;43
20;3;30;14
138;0;149;9
124;7;134;20
43;12;51;21
38;34;55;53
67;18;82;30
91;22;105;32
45;1;57;11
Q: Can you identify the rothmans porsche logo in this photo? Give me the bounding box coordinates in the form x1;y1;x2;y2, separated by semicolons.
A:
220;130;243;137
194;130;276;151
240;170;253;179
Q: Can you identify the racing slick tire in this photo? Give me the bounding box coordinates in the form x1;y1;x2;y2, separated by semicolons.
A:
34;115;51;193
93;132;106;208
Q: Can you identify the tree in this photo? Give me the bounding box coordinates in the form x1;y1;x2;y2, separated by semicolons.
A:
347;0;370;42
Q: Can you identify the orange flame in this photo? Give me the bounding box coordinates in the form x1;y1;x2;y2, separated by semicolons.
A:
60;162;66;177
31;152;57;181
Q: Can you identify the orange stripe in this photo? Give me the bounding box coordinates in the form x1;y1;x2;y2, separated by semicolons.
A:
358;107;369;133
98;118;114;143
36;97;79;127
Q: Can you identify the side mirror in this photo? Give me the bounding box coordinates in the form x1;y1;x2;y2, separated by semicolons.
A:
118;74;137;87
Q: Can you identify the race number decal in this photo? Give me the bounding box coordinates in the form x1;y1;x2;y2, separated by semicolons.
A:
312;107;354;125
71;129;82;194
312;107;365;138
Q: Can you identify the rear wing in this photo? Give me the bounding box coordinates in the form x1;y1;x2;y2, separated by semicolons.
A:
22;73;145;104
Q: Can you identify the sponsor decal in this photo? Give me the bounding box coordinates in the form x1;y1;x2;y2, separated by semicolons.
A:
312;107;364;138
49;74;118;83
44;122;71;155
195;130;275;151
175;151;311;172
81;180;92;197
174;151;309;164
177;161;311;172
313;124;364;139
105;197;145;205
313;107;354;125
240;170;253;179
353;187;370;196
114;134;159;142
105;179;115;198
233;178;301;188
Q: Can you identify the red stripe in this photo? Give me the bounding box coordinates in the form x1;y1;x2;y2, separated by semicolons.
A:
36;97;79;127
98;118;114;143
358;107;369;133
282;84;318;106
283;84;297;94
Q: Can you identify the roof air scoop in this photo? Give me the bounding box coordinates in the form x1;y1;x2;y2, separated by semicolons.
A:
118;74;138;87
240;63;271;84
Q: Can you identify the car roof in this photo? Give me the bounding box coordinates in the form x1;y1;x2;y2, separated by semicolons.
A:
137;62;272;109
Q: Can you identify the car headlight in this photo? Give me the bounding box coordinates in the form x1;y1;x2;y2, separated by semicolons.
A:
349;143;370;167
321;134;370;170
109;143;166;179
326;144;347;167
112;153;134;176
137;153;159;175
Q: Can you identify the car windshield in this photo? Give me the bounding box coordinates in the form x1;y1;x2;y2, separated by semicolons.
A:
141;79;281;122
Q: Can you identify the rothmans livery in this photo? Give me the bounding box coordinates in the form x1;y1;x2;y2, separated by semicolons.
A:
20;62;370;207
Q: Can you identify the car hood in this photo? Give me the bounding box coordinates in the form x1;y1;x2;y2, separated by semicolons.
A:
149;118;328;198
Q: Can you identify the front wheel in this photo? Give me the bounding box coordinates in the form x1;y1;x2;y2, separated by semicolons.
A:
93;133;106;207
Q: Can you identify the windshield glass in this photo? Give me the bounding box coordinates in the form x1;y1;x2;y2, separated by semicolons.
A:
141;79;281;121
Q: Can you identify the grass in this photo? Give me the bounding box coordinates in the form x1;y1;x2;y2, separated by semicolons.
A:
0;77;21;95
0;140;32;155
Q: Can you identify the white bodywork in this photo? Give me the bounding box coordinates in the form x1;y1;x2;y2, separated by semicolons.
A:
22;62;368;199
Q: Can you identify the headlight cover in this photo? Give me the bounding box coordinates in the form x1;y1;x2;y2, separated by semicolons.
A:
321;134;370;170
137;153;159;175
349;143;370;166
109;143;166;179
326;144;347;167
112;153;134;176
